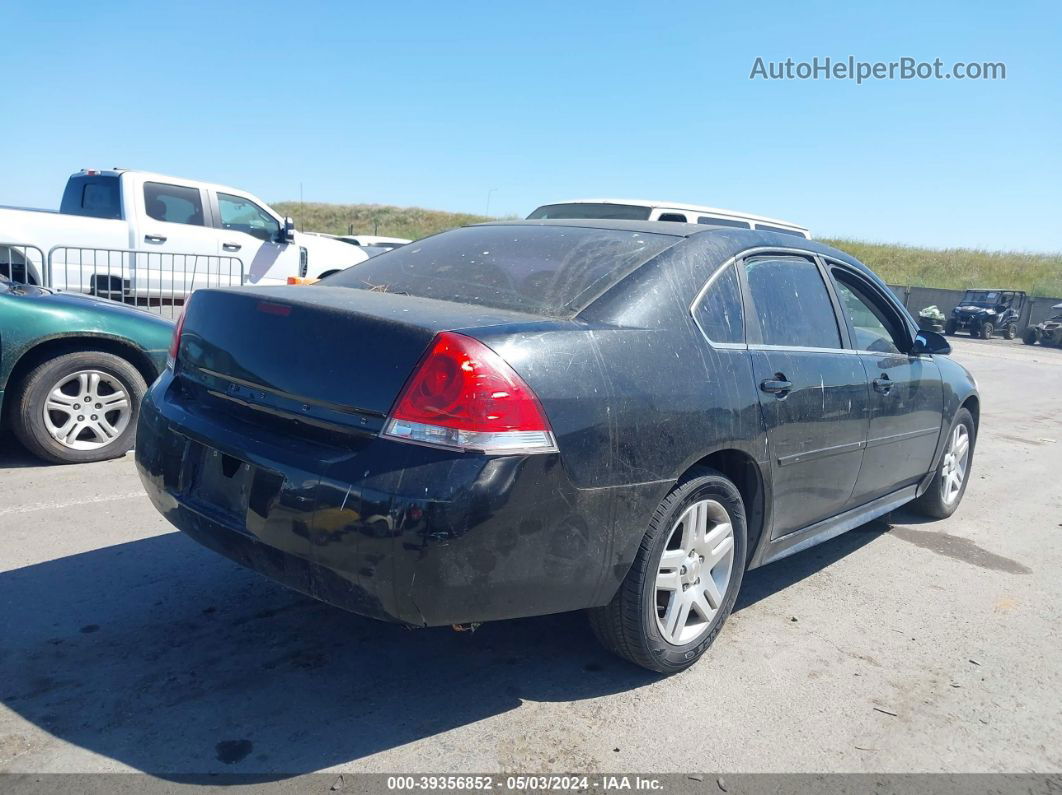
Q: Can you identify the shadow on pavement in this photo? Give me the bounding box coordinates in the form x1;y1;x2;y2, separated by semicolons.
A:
1;517;892;778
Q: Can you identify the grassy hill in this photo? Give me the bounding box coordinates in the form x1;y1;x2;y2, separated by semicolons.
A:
274;201;1062;297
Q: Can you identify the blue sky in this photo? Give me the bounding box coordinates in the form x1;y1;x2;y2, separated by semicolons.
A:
2;0;1059;251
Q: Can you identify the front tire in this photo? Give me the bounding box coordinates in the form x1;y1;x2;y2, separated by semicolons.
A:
944;319;958;336
587;468;746;673
979;322;994;340
910;408;975;519
11;351;147;464
1022;328;1040;345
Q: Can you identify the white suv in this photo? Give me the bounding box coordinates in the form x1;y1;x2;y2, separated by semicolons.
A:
527;198;810;238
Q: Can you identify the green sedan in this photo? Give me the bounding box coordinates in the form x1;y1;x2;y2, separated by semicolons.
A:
0;275;173;464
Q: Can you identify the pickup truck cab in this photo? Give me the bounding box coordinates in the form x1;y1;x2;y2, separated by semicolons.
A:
0;169;368;288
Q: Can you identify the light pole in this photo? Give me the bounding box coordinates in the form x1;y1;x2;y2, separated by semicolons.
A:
486;187;499;217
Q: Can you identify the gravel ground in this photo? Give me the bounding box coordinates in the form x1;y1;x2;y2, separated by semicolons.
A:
1;335;1059;777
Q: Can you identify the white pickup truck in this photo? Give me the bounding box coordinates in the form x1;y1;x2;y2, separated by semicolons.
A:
0;169;368;291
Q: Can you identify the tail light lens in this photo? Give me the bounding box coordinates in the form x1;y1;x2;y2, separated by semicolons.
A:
383;331;557;454
166;300;191;370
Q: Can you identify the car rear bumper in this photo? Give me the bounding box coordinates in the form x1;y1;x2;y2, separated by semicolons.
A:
135;372;626;627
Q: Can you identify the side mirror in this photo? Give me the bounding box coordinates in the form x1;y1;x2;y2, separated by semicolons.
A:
911;329;951;356
282;217;296;243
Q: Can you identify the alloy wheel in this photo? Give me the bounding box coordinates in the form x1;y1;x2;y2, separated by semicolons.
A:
940;423;970;505
42;370;132;451
655;499;735;645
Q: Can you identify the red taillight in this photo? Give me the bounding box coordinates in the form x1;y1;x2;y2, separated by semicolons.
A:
383;332;556;453
167;303;189;369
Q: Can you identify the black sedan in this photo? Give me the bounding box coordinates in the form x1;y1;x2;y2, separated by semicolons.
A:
135;220;978;673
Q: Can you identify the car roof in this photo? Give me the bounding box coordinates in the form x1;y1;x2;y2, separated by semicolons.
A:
535;198;808;231
472;219;875;277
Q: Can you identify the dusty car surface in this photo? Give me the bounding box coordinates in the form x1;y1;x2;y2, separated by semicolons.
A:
1022;304;1062;347
0;274;172;463
945;289;1026;339
135;221;979;673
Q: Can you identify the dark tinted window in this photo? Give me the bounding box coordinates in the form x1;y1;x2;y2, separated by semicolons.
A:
527;203;652;221
754;223;806;237
324;225;677;317
697;216;750;228
60;176;121;219
694;264;744;344
656;213;688;222
744;256;841;348
832;272;904;354
143;182;204;226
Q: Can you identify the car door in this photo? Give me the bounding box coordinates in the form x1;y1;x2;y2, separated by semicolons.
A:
135;179;228;295
740;253;870;539
827;264;943;505
213;191;299;285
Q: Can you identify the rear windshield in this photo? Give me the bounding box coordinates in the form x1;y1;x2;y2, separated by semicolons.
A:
60;175;121;219
527;203;653;221
322;224;677;316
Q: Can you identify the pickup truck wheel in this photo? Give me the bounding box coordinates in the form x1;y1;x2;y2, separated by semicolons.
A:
587;468;746;674
12;351;146;464
978;322;994;340
910;408;975;519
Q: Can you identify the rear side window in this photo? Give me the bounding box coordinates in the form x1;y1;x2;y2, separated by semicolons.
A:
743;256;841;349
693;264;744;344
323;225;677;317
527;203;652;221
143;182;204;226
60;176;121;219
656;213;688;222
697;216;750;228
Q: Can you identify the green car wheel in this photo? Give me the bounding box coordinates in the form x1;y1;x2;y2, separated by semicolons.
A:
12;350;147;464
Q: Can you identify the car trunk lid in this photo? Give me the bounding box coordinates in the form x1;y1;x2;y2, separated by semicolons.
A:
175;285;547;433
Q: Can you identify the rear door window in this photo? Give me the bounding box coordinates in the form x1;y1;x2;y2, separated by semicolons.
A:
743;255;841;349
693;264;744;344
143;182;205;226
323;224;677;317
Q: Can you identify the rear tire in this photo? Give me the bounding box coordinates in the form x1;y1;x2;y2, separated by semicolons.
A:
979;322;994;340
587;468;746;674
1022;328;1040;345
1003;323;1017;340
909;408;975;519
11;351;147;464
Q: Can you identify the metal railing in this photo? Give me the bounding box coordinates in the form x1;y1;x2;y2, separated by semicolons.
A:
45;246;245;319
0;243;46;285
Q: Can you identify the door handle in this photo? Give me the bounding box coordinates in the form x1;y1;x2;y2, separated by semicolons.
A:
144;234;166;244
222;242;242;252
760;374;793;396
873;374;893;394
